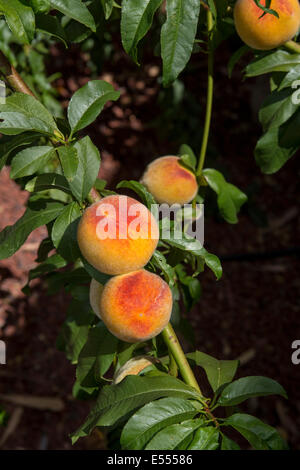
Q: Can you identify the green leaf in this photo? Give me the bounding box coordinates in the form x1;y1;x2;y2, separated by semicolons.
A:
163;233;222;280
51;201;81;260
228;45;249;78
161;0;201;86
221;434;241;450
255;110;300;174
25;173;71;194
259;88;298;131
71;375;201;443
179;144;197;169
101;0;114;19
68;80;120;135
68;136;101;202
252;0;279;18
56;299;94;364
188;426;219;450
49;0;96;31
218;376;287;407
76;323;118;387
202;169;247;224
57;146;79;182
35;14;68;45
121;0;163;64
187;351;238;393
28;253;67;281
245;50;300;78
81;256;112;285
145;418;204;450
0;199;64;259
0;0;35;44
117;179;157;209
121;397;198;450
28;0;50;14
10;146;55;179
0;132;40;170
0;93;58;136
152;251;175;286
277;65;300;91
225;413;288;450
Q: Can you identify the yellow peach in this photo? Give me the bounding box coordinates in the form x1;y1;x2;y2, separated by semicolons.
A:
100;269;173;343
77;195;159;275
141;156;198;206
234;0;300;50
89;278;103;319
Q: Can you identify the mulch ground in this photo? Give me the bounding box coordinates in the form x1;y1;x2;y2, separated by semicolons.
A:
0;34;299;450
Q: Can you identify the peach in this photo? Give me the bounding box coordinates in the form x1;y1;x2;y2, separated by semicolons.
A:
100;269;173;343
77;195;159;275
234;0;300;50
141;156;198;205
89;278;103;319
113;356;157;384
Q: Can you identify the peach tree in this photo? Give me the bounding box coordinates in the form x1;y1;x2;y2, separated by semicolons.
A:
0;0;298;450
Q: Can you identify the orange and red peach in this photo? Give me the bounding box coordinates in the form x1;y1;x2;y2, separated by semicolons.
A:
141;156;198;206
234;0;300;50
77;195;159;275
99;269;173;343
113;356;157;384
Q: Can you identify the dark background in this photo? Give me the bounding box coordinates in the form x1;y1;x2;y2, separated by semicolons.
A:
0;25;299;450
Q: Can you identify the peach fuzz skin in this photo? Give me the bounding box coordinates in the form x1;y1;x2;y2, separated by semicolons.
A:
113;356;157;384
77;195;159;275
234;0;300;50
141;156;198;206
100;270;173;343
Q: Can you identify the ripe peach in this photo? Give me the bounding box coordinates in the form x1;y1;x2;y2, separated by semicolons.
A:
89;278;103;319
113;356;157;384
234;0;300;50
141;156;198;205
77;195;159;275
100;269;173;343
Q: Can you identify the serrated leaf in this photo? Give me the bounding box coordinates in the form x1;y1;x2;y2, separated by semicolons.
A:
225;413;288;450
152;251;175;286
145;418;204;450
25;173;71;194
101;0;114;19
255;110;300;174
202;168;247;224
161;0;201;86
218;376;287;406
10;146;55;179
28;253;67;281
51;202;81;261
56;299;94;364
187;351;238;393
259;88;298;131
221;434;241;450
68;80;120;134
36;14;68;46
71;375;201;443
68;136;100;202
121;397;198;450
50;0;96;31
121;0;163;63
188;426;219;450
117;179;157;210
57;146;79;182
246;50;300;78
0;132;40;170
0;93;58;136
0;199;64;259
178;144;197;168
0;0;35;44
76;323;118;388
